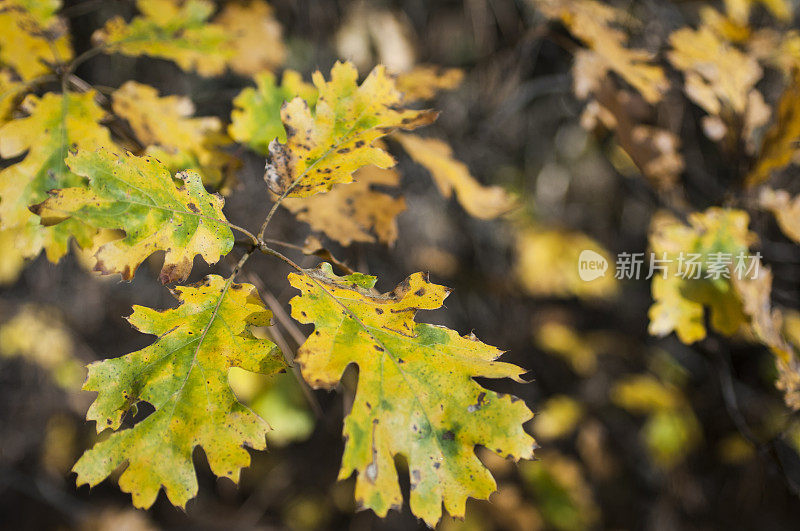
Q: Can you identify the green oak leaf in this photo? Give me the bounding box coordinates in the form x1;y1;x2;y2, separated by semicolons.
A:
73;275;285;508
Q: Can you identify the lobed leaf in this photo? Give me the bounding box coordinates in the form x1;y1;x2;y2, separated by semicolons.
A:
0;91;115;261
32;149;234;283
73;275;285;508
263;61;437;198
288;263;535;526
214;0;286;76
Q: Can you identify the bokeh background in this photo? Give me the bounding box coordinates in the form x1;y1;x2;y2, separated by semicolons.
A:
3;0;800;529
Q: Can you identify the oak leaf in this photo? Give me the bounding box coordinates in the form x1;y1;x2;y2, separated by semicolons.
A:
32;149;234;283
288;263;535;526
394;133;515;219
112;81;238;190
214;0;285;76
73;276;285;508
93;0;232;77
229;70;317;155
0;0;72;80
263;61;437;198
0;91;114;261
282;165;405;246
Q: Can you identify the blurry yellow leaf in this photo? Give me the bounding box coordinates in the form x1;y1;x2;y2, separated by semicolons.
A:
514;226;617;299
748;70;800;187
668;26;762;116
532;395;583;441
534;321;598;376
0;0;72;80
394;133;515;219
229;70;317;155
0;91;115;262
647;209;755;343
395;65;464;102
112;81;237;190
611;375;683;413
0;304;84;389
215;0;285;76
93;0;232;77
282;165;405;246
725;0;792;25
335;3;415;73
0;227;26;284
642;409;701;468
0;69;25;125
534;0;666;103
264;61;436;198
760;188;800;243
717;433;755;464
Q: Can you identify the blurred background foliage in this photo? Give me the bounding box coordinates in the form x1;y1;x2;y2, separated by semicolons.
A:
2;0;800;529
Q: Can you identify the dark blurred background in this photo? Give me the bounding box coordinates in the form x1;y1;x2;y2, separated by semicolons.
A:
3;0;800;529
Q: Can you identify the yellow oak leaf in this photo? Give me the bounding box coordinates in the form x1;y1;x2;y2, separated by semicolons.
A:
32;149;234;283
647;209;756;344
395;65;464;102
533;0;666;103
263;61;437;198
112;81;238;190
229;70;317;155
0;91;115;262
668;26;762;116
393;133;516;219
0;0;72;80
514;225;617;299
73;276;285;508
760;188;800;243
282;165;405;246
214;0;285;76
288;263;535;526
748;70;800;187
93;0;233;77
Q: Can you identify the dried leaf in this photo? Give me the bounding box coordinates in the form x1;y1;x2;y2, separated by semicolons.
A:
73;276;285;508
32;149;234;283
288;263;535;526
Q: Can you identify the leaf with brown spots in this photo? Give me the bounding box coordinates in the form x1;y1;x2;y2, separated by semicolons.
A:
31;149;234;283
281;165;405;246
289;263;535;526
264;61;437;198
73;275;285;508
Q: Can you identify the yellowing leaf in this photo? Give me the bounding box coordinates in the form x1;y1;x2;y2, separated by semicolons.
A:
534;0;666;103
534;321;599;376
264;61;436;198
668;26;762;116
748;70;800;187
0;304;84;389
0;0;72;80
647;209;756;344
229;70;317;155
32;149;234;283
93;0;233;77
112;81;238;190
394;133;515;219
288;263;535;526
215;0;285;76
0;91;115;262
73;275;285;508
0;69;25;125
282;165;405;246
0;227;25;283
760;188;800;244
395;65;464;102
725;0;792;25
514;226;617;299
532;395;583;441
